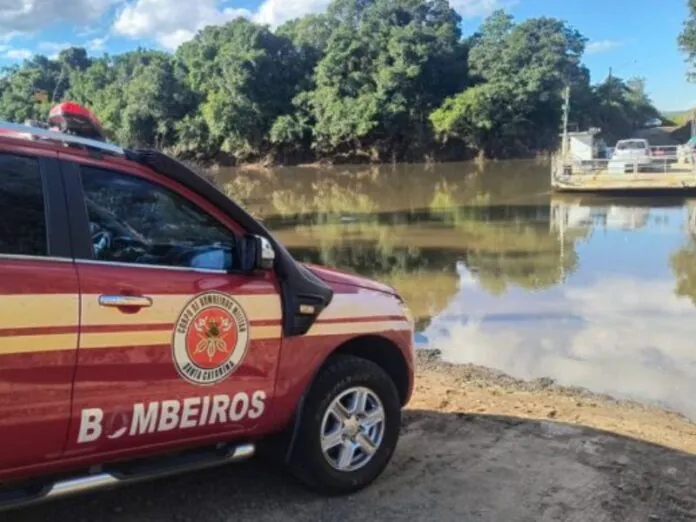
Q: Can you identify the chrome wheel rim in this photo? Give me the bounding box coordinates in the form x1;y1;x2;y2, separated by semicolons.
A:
320;386;386;472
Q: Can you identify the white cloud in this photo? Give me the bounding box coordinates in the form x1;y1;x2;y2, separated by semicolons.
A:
77;26;102;38
37;38;110;56
112;0;513;50
420;261;696;419
112;0;251;50
0;0;116;35
38;41;69;52
254;0;330;28
586;39;625;55
87;36;109;52
3;39;108;61
4;48;33;60
38;41;74;58
449;0;517;19
159;30;202;51
1;31;24;43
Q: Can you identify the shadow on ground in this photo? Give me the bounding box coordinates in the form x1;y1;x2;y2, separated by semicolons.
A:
5;410;696;522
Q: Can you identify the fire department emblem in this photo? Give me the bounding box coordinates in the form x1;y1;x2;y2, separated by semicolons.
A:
172;291;250;386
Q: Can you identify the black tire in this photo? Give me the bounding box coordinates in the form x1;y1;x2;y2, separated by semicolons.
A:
288;354;402;496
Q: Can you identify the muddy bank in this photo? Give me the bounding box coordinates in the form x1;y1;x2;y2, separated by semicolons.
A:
6;353;696;522
414;349;696;454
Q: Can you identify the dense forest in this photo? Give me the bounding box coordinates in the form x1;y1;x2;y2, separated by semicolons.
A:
0;1;661;165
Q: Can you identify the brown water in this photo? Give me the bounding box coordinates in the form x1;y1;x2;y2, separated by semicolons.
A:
219;159;696;419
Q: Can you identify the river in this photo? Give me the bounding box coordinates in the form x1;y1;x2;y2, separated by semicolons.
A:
218;159;696;419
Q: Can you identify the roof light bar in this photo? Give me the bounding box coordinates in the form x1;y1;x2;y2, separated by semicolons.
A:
0;120;124;156
49;101;107;142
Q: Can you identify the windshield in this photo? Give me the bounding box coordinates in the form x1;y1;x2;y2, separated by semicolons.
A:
616;141;648;150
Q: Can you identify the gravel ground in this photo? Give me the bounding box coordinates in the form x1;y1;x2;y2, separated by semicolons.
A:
6;350;696;522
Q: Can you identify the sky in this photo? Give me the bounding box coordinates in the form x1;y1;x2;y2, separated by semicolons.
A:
0;0;693;112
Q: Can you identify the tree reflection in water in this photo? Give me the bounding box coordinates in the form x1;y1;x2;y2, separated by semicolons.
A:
671;203;696;306
212;161;581;324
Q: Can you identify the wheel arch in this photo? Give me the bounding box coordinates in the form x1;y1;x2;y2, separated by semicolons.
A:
280;334;411;465
329;334;411;407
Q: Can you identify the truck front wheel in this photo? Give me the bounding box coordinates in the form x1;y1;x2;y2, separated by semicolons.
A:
289;353;402;495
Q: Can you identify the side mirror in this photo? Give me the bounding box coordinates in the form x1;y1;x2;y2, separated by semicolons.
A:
240;234;275;272
257;235;276;269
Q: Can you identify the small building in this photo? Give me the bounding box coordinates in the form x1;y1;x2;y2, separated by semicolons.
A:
564;129;602;161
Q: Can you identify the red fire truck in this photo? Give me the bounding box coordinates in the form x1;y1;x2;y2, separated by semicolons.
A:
0;102;415;510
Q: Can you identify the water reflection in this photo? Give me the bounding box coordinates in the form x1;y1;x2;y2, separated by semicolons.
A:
219;161;696;418
423;260;696;417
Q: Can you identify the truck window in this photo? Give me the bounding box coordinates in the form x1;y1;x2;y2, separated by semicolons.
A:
79;166;237;271
616;140;647;150
0;154;46;257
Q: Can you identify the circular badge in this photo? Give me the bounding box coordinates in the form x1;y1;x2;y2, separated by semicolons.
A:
172;291;250;386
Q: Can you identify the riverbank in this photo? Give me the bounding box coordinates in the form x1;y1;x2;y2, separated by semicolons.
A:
8;351;696;522
179;147;559;172
412;349;696;454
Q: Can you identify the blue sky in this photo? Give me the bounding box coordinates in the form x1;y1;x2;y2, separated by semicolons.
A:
0;0;693;111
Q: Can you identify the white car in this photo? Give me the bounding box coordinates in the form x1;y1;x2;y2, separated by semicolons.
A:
610;139;653;171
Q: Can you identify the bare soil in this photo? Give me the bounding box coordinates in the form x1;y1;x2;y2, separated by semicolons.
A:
413;349;696;455
7;350;696;522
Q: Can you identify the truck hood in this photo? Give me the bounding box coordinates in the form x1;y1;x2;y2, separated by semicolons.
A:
303;263;398;296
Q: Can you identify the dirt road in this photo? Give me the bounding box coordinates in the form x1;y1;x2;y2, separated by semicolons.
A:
7;351;696;522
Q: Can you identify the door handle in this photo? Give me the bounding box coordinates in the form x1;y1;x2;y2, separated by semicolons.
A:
99;295;153;308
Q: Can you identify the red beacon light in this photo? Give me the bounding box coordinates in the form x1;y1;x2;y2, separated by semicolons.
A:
48;101;106;142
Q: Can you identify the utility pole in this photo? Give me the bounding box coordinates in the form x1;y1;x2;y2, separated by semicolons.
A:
561;84;571;157
553;83;571;184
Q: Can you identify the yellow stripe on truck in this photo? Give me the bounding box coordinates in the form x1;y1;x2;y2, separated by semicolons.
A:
81;294;283;326
307;320;412;337
79;325;284;351
0;333;78;355
315;292;404;321
0;295;79;329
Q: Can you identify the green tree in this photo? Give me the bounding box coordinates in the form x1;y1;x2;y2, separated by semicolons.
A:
176;18;305;161
679;0;696;81
0;55;61;122
0;2;662;165
431;10;587;158
306;0;466;160
68;50;194;148
589;74;660;144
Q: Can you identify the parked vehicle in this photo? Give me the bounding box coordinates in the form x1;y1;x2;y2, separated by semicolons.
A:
0;103;415;510
610;139;653;171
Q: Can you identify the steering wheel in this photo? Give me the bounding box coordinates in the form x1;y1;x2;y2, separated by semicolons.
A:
110;236;150;261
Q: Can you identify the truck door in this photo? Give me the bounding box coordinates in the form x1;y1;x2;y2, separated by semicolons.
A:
0;151;79;473
60;158;283;458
